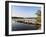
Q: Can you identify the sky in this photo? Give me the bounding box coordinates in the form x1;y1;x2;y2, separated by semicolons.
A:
11;5;41;17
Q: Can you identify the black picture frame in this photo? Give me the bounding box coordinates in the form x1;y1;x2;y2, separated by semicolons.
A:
5;1;45;36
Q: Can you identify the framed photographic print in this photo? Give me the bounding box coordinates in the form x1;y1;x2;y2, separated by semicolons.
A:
5;1;45;36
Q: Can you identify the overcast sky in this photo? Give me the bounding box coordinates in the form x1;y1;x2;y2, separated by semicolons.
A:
11;5;41;17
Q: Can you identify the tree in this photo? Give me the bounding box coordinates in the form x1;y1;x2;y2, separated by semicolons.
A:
35;10;41;29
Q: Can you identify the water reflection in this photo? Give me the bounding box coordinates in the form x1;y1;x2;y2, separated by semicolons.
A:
12;20;37;31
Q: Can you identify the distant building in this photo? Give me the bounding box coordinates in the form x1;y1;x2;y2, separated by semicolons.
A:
12;17;36;24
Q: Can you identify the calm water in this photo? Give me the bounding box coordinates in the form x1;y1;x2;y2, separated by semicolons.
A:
12;22;37;31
